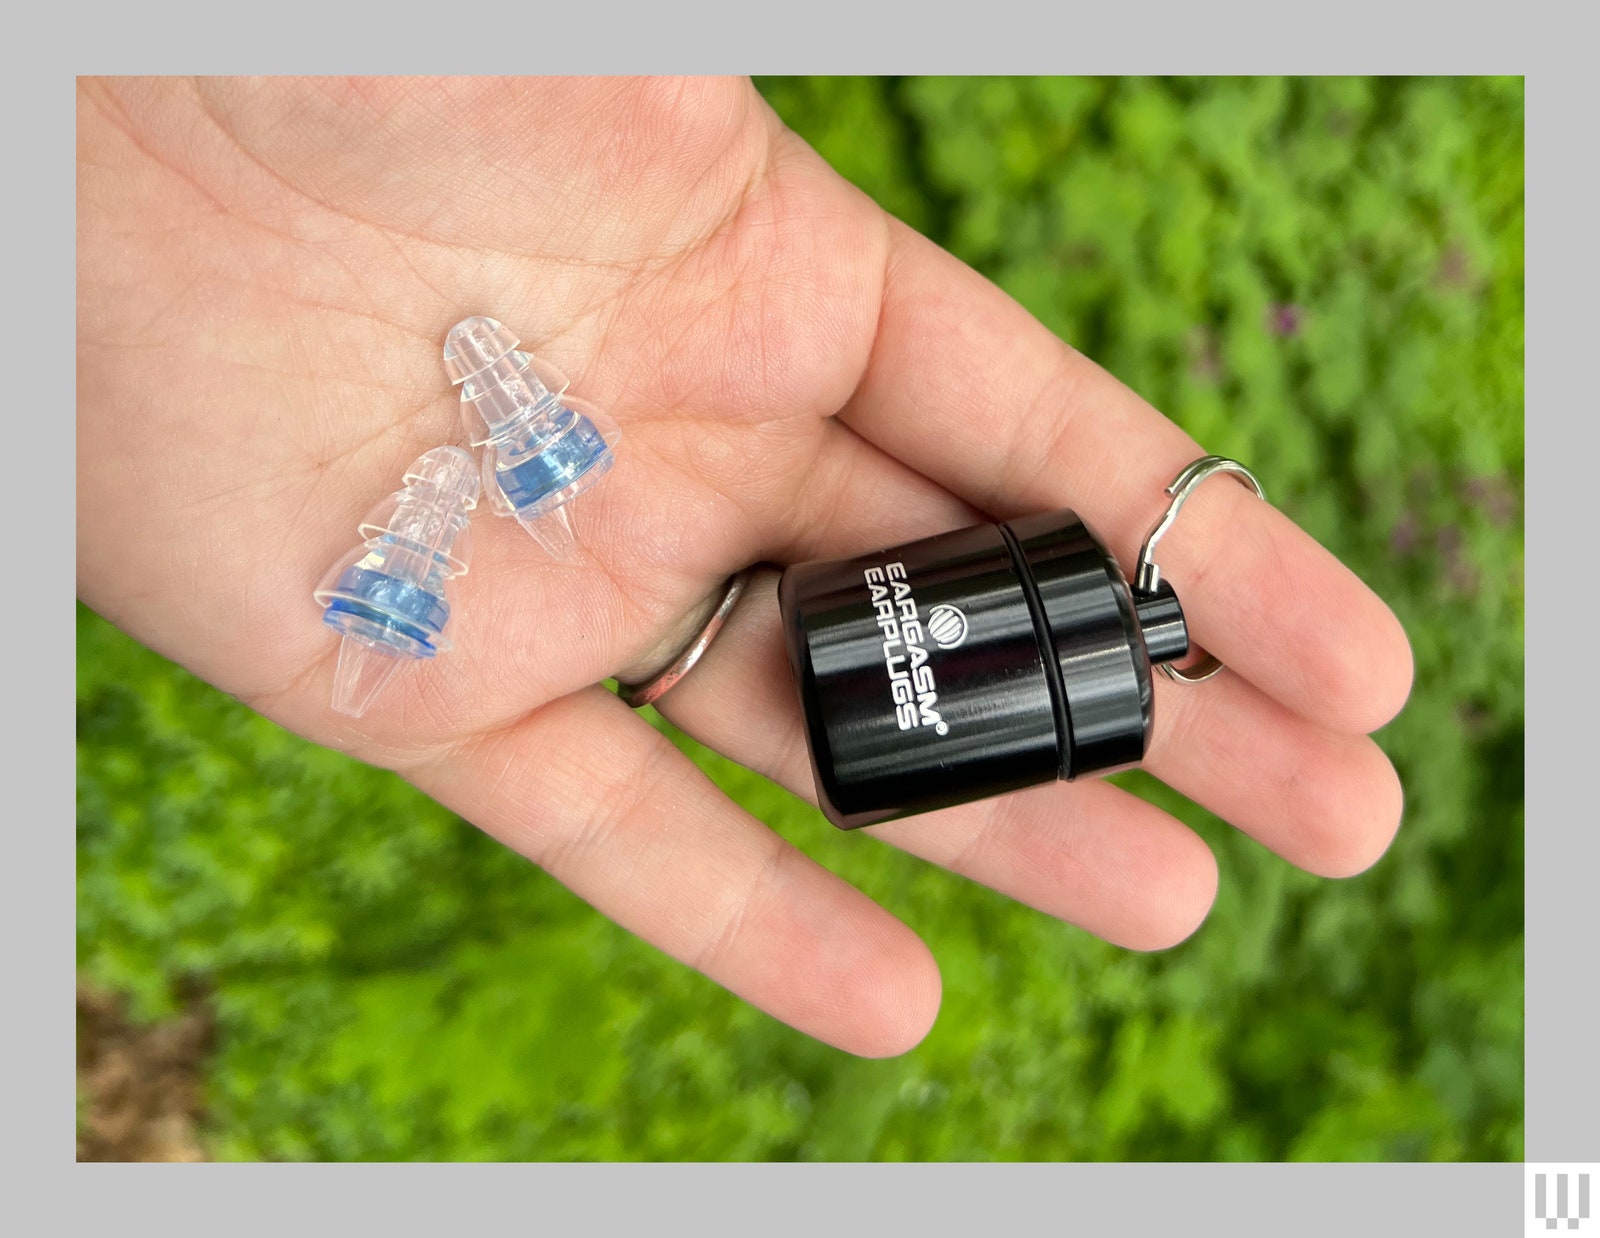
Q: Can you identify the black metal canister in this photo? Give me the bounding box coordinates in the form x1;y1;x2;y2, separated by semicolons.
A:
777;510;1190;829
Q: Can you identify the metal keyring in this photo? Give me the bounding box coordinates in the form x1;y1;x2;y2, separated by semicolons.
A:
1135;455;1266;684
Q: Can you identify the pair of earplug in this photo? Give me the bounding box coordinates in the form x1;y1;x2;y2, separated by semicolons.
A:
313;316;618;718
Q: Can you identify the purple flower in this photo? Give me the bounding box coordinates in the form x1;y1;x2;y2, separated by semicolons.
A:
1267;303;1304;337
1390;514;1419;556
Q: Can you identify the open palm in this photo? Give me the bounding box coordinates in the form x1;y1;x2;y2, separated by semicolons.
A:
77;77;1412;1056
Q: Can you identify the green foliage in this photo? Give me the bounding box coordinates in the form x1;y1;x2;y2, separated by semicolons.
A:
77;77;1523;1161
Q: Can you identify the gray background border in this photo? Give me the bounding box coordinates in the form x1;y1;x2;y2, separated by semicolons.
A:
48;1;1569;1233
1522;60;1589;1163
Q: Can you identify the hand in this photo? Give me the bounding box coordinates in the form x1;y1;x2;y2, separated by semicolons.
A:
77;77;1412;1057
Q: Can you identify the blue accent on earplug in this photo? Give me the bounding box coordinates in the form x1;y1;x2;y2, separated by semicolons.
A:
312;447;480;717
495;407;614;516
321;563;451;655
446;316;618;548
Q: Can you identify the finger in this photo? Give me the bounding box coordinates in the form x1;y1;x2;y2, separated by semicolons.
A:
1146;666;1403;878
836;223;1413;735
657;568;1402;888
405;685;941;1058
655;573;1220;950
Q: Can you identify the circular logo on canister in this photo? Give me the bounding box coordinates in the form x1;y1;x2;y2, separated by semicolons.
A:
927;604;969;650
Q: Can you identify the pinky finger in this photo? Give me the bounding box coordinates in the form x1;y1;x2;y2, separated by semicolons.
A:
405;686;943;1058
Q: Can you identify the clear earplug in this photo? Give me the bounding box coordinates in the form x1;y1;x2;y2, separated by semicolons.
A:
313;446;481;718
444;316;618;558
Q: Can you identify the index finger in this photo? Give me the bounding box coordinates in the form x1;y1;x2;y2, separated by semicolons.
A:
837;222;1412;734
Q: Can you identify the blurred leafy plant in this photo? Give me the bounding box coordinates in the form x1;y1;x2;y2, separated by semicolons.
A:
78;76;1522;1160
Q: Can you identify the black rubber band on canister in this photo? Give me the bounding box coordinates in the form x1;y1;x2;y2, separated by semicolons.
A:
995;519;1077;780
